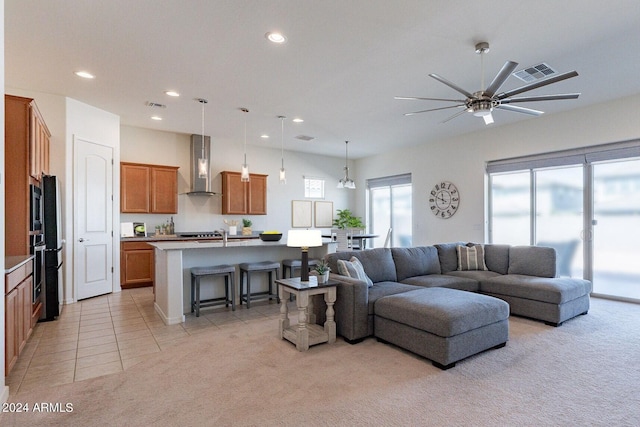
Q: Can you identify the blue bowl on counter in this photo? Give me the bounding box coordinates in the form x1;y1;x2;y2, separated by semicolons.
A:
259;233;282;242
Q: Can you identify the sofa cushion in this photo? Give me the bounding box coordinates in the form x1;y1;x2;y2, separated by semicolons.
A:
337;257;373;287
435;242;468;273
456;244;488;271
401;274;479;292
484;244;510;275
325;248;397;283
446;270;502;281
391;246;441;281
480;275;592;304
367;281;421;315
508;246;556;278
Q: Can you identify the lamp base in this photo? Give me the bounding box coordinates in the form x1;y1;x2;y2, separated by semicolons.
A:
300;249;310;282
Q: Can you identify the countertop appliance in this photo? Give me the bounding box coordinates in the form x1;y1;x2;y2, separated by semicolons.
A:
42;175;64;321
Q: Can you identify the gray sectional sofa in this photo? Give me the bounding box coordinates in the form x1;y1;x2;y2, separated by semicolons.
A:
319;243;592;344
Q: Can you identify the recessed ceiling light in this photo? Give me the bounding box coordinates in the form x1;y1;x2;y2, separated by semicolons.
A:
261;134;269;139
165;90;180;97
151;116;163;121
74;71;95;79
292;118;304;123
265;32;286;43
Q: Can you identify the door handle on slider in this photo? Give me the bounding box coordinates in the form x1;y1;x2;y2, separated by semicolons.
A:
78;238;90;242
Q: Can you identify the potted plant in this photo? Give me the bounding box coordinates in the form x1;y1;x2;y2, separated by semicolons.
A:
314;260;331;283
242;218;253;236
333;209;365;229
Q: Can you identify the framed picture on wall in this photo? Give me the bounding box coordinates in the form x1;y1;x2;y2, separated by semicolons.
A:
291;200;313;228
314;201;333;227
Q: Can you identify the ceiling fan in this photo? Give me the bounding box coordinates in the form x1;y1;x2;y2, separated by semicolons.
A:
396;42;580;125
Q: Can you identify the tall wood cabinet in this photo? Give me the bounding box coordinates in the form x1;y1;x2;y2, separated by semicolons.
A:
221;171;268;215
4;95;51;255
120;162;179;214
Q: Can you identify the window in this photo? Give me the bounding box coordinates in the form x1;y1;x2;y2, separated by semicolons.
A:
304;177;325;198
367;173;412;248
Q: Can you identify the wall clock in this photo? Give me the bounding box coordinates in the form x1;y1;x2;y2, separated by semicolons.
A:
429;181;460;219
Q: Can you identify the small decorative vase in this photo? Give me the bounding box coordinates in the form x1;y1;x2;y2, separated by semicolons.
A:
228;226;237;236
242;227;252;236
318;272;330;284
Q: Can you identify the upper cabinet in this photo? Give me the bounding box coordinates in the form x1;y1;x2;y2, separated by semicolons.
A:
221;171;268;215
4;95;51;256
121;162;179;214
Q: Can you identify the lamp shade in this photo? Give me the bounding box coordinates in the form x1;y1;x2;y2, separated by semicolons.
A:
287;229;322;248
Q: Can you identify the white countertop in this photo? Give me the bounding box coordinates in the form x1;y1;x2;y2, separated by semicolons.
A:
149;239;336;250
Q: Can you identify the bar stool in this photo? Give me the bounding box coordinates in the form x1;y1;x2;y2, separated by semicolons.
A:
239;261;280;308
282;258;321;279
190;264;236;317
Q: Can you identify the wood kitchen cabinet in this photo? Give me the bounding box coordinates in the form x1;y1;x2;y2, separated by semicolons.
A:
121;162;179;214
221;171;268;215
5;258;34;375
120;242;154;289
4;95;51;256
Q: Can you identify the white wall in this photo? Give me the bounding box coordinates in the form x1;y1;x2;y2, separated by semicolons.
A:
120;125;351;234
355;94;640;245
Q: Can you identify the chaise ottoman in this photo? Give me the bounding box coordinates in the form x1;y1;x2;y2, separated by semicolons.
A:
374;288;509;369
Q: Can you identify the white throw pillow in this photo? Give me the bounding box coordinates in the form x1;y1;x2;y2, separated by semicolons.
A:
337;257;374;287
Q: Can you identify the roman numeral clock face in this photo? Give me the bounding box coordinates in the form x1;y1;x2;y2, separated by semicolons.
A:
429;181;460;219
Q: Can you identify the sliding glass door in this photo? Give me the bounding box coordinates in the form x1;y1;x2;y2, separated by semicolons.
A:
592;159;640;299
488;141;640;301
534;166;584;278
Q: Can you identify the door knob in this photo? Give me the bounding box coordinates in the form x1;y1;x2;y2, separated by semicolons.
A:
78;238;90;242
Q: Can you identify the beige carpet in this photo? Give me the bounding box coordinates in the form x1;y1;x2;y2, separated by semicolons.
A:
1;297;639;426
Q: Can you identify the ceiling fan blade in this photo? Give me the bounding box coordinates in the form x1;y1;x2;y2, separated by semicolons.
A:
404;104;465;116
429;74;474;98
496;104;544;116
484;61;519;97
497;70;579;100
395;96;466;103
500;93;580;103
440;109;468;123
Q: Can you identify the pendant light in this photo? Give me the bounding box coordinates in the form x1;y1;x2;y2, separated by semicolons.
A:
196;98;209;179
337;140;356;189
278;115;286;183
240;108;250;182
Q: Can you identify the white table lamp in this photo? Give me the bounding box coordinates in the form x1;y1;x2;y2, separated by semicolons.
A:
287;229;323;282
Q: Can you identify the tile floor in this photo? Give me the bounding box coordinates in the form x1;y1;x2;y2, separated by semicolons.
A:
6;287;285;395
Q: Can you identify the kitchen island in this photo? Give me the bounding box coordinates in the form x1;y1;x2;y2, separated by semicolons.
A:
150;239;336;325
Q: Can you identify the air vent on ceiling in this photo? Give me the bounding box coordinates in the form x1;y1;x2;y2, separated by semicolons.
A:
512;63;557;83
146;101;167;108
295;135;315;141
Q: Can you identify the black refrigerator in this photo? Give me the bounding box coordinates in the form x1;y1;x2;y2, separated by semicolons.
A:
42;175;64;321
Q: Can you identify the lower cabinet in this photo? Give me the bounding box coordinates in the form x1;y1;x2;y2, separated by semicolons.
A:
120;242;155;289
5;260;34;376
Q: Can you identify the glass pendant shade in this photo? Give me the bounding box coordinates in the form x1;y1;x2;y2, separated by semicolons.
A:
241;162;250;182
338;140;356;189
278;115;286;184
198;158;209;179
279;167;286;183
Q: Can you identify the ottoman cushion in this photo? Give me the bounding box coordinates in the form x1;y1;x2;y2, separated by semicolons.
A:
375;288;509;337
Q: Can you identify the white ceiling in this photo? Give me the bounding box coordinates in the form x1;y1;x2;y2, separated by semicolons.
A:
5;1;640;159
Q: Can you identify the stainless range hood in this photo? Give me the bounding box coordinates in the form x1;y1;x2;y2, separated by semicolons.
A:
188;134;217;195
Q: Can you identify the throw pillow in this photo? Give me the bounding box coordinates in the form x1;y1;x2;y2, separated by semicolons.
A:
337;257;374;287
456;244;488;271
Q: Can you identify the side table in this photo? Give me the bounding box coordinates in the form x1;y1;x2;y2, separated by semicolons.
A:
276;277;337;351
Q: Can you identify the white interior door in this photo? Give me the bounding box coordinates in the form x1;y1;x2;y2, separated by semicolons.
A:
74;138;114;300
